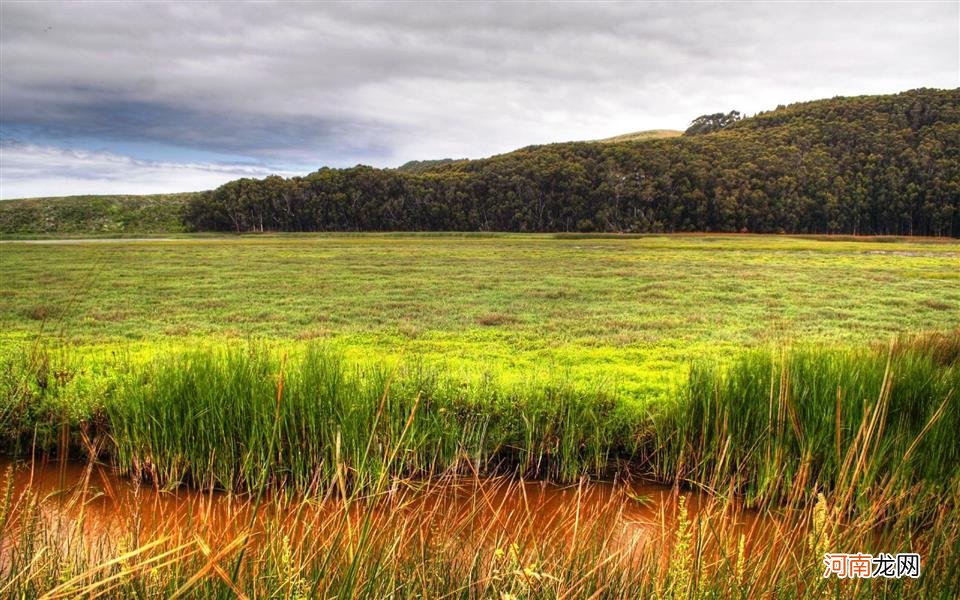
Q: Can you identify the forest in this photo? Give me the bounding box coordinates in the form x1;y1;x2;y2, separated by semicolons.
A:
185;89;959;236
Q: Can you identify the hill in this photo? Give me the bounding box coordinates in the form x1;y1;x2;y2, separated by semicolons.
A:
394;158;467;174
393;133;683;175
0;193;197;236
3;88;959;236
595;129;682;143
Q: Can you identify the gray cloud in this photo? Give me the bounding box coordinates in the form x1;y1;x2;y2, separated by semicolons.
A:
1;1;957;197
2;97;400;165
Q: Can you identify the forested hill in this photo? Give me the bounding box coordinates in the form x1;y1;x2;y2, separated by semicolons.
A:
4;88;959;236
187;88;960;236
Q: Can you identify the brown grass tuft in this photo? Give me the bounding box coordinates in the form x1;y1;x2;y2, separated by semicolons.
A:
476;312;520;326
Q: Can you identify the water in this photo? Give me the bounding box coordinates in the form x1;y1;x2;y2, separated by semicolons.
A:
0;457;768;559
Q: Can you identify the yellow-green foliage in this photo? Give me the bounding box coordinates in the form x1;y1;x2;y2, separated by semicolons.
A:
2;234;958;404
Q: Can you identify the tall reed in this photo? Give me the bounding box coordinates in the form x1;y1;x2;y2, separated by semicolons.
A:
105;344;632;492
654;333;960;506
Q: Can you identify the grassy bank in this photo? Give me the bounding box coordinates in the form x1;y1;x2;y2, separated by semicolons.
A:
3;342;635;489
4;332;957;503
3;333;959;597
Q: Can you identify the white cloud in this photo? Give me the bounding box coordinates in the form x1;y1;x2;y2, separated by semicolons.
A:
0;141;298;199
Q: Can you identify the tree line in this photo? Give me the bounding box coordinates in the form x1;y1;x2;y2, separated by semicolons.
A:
186;89;960;236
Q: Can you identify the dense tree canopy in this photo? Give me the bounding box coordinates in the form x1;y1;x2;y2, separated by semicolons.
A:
186;89;959;236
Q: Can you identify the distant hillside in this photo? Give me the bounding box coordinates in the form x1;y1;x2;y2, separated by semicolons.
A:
395;132;682;173
4;89;959;236
395;158;466;174
595;129;682;143
0;193;197;235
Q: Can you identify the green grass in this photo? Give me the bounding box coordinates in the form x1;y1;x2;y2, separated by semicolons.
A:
3;234;958;492
655;334;960;505
2;234;959;404
107;345;627;490
4;334;958;503
2;343;632;488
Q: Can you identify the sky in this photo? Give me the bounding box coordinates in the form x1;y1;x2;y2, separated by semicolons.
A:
1;1;957;199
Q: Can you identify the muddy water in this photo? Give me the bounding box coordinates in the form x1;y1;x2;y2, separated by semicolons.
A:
0;457;769;559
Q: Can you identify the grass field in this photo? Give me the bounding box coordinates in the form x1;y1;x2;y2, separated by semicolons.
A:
2;234;958;400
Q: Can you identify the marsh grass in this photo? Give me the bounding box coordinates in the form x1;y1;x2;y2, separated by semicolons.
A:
105;345;631;492
3;332;959;504
655;331;960;508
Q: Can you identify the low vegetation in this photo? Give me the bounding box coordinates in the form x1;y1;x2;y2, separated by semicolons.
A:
3;235;958;403
0;193;196;236
595;129;682;143
3;331;957;497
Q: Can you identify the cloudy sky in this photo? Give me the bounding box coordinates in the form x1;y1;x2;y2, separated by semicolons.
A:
1;1;957;199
